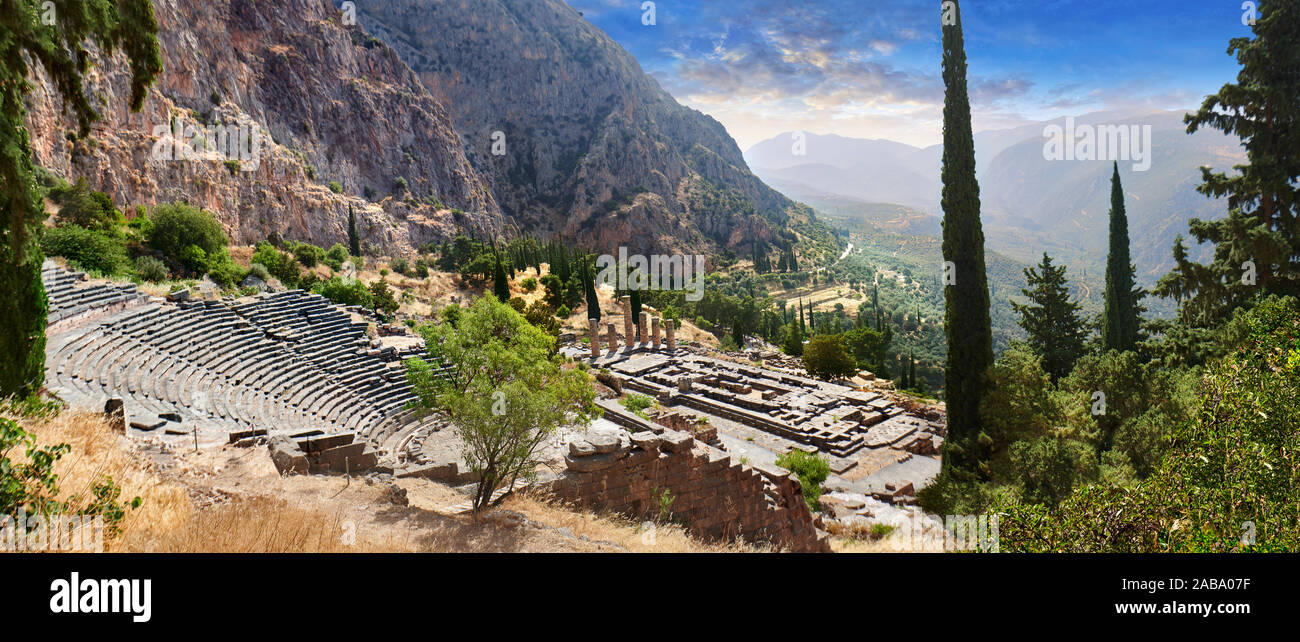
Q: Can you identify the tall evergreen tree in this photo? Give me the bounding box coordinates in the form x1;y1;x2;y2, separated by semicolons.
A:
1012;253;1088;381
1;1;162;397
1156;0;1300;329
630;288;642;340
492;253;509;302
347;204;361;257
583;258;601;321
1100;163;1140;353
938;0;994;481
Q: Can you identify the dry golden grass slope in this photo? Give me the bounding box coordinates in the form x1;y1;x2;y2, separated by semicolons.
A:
7;408;758;553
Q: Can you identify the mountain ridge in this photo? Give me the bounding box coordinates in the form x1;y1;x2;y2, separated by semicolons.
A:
744;110;1242;281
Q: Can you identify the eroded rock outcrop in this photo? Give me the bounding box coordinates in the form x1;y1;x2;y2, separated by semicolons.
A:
25;0;501;253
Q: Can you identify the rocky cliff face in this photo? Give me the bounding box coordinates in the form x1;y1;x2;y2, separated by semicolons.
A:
355;0;801;254
24;0;501;253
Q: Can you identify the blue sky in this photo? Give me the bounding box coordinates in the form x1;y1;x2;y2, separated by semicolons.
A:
566;0;1253;149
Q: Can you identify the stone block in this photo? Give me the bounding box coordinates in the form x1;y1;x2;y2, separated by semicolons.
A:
660;431;694;453
396;461;459;481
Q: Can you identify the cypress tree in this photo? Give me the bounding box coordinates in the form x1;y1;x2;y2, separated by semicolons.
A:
938;0;995;481
630;289;642;340
492;253;509;302
908;354;917;391
584;258;601;321
1101;162;1139;353
783;321;804;357
347;204;361;257
1;2;161;397
1012;253;1088;381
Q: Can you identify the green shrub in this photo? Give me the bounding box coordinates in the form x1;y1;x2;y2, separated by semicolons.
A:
326;243;349;264
41;225;130;276
252;241;300;287
292;242;324;268
54;178;121;234
178;245;208;272
134;255;169;282
621;393;654;419
328;181;342;194
390;256;410;276
775;450;830;510
521;277;537;292
205;253;245;288
147;202;228;266
313;276;372;308
247;262;271;282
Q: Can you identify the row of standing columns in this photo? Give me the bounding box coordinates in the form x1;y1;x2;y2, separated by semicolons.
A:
588;295;676;358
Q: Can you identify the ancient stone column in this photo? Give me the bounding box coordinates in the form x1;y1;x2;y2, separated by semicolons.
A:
651;317;662;350
620;296;633;351
666;319;677;351
639;311;650;346
606;322;619;352
589;318;601;358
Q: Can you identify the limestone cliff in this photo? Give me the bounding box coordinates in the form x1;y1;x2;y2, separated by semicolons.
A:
355;0;803;255
24;0;501;253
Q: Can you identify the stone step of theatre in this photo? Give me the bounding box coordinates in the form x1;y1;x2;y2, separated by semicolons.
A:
40;261;451;462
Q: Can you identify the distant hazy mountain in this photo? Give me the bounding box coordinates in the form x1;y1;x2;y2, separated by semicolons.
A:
746;111;1244;282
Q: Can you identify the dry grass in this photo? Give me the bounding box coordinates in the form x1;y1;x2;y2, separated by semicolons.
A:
115;496;408;553
502;493;769;553
9;408;766;553
7;408;193;546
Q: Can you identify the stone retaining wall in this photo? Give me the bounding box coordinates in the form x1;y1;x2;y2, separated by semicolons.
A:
539;428;830;552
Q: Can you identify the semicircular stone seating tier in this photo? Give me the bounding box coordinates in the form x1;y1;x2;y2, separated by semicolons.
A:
41;261;451;448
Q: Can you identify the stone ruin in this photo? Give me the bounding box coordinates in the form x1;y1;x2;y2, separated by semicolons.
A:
40;261;453;474
540;427;831;552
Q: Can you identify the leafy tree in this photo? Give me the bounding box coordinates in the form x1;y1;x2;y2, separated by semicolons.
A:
938;0;995;481
369;280;399;319
539;274;564;309
843;324;890;371
1012;253;1088;380
801;334;858;381
782;321;804;357
1100;163;1141;353
997;297;1300;552
522;300;560;340
406;296;598;516
1;0;162;397
1007;435;1099;507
